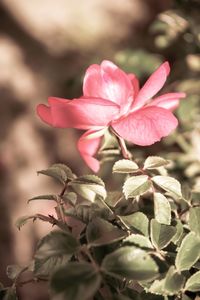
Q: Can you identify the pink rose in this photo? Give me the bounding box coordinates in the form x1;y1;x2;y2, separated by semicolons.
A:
37;60;185;172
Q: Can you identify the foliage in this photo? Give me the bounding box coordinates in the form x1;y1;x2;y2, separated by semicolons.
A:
3;151;200;300
2;1;200;298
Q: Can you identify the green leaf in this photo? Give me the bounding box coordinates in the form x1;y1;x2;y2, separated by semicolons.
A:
182;184;192;204
113;159;139;173
51;163;76;180
6;265;25;281
154;193;171;225
34;231;79;278
144;156;170;170
152;176;182;199
123;234;153;249
105;191;122;207
150;219;176;249
50;262;101;300
65;205;93;223
123;175;151;198
171;220;184;245
86;217;126;246
66;201;112;224
114;198;138;216
100;128;118;149
69;175;107;202
164;266;185;295
120;212;149;236
38;166;68;184
102;246;158;281
185;270;200;292
92;196;114;218
62;192;77;206
15;215;35;230
175;232;200;271
148;279;165;295
189;207;200;236
28;194;57;203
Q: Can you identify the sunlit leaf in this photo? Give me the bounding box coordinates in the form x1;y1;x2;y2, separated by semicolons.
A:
185;270;200;292
164;266;185;295
152;176;182;199
148;279;165;295
175;232;200;271
102;246;158;281
113;159;139;173
69;175;106;202
189;207;200;236
171;220;184;245
123;234;153;249
123;175;151;198
144;156;170;170
154;193;171;225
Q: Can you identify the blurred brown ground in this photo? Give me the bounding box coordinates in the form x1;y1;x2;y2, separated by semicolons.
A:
0;0;173;299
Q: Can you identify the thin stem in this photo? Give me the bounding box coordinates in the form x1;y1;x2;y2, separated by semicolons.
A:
55;183;68;224
117;136;131;159
150;250;166;261
81;245;99;270
110;127;131;160
59;183;68;197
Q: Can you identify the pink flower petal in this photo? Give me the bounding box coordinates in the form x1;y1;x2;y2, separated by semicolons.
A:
128;73;139;96
112;106;178;146
83;60;133;112
77;128;106;172
36;104;52;125
148;92;186;111
132;62;170;110
37;97;120;129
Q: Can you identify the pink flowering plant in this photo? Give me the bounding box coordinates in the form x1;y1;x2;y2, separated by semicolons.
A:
37;60;185;172
3;61;200;300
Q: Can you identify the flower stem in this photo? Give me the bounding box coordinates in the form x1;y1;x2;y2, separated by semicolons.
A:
117;136;131;160
55;183;68;224
110;127;131;160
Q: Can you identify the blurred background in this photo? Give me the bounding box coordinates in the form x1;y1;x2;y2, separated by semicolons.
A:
0;0;199;299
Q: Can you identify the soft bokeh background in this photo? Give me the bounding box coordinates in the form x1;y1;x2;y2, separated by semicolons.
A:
0;0;199;299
